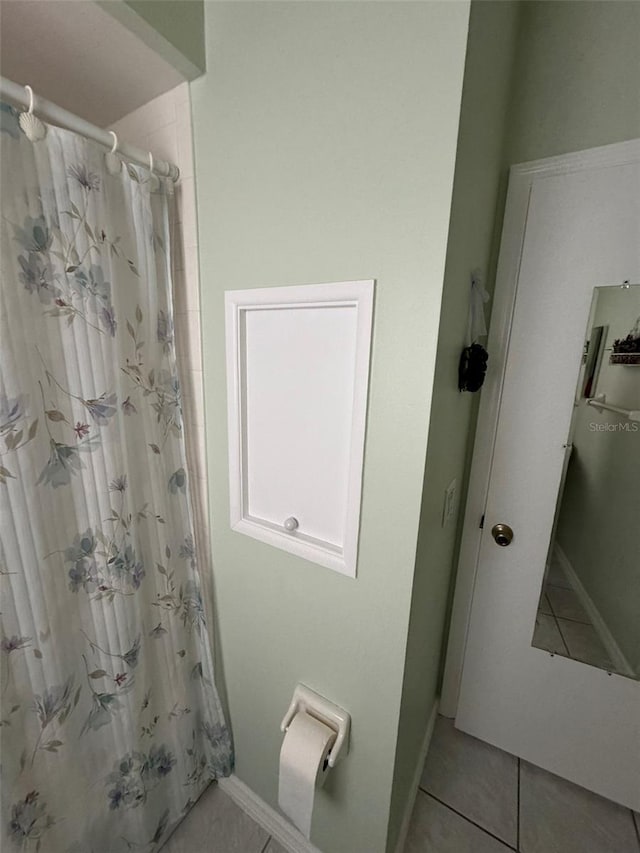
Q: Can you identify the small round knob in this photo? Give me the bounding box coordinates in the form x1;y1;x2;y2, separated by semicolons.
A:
284;517;299;532
491;523;514;547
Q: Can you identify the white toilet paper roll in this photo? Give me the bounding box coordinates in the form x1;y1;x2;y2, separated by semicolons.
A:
278;710;337;838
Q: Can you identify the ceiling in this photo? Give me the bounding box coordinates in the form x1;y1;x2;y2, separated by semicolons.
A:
0;0;185;127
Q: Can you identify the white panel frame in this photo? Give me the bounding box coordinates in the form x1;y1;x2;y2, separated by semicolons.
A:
225;280;374;577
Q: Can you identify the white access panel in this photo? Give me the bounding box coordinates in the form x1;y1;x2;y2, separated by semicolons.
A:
225;280;374;577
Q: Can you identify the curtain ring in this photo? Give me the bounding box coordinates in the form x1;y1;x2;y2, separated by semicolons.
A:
148;151;154;174
105;131;121;174
24;85;35;115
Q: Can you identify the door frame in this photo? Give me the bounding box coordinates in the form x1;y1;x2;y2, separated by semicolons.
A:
440;138;640;719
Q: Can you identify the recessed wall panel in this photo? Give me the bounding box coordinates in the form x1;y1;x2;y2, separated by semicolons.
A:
225;281;374;576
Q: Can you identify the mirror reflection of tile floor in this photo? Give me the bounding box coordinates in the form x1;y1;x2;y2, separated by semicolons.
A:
161;716;640;852
532;552;616;672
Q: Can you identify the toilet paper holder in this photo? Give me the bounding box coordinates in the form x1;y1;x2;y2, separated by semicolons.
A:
280;683;351;768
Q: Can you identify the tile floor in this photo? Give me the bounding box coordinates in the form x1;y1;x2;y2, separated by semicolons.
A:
161;783;276;853
532;550;616;673
407;716;640;853
162;716;640;853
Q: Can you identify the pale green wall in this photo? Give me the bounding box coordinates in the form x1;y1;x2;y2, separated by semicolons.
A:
125;0;205;72
557;287;640;673
506;0;640;164
184;1;640;849
388;3;521;846
190;3;469;852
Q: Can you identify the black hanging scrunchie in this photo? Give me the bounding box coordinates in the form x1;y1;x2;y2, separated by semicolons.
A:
458;343;488;392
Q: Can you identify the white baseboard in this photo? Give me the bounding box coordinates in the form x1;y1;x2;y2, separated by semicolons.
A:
219;774;323;853
220;701;440;853
554;544;634;678
393;699;439;853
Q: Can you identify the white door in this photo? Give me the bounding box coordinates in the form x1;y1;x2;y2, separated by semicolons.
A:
448;141;640;810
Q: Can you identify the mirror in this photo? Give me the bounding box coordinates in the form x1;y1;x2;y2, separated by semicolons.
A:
532;283;640;679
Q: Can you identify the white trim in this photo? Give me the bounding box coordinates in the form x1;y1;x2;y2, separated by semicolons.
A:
225;280;374;578
220;705;441;853
219;774;323;853
553;544;635;679
440;138;640;718
393;700;439;853
497;138;640;179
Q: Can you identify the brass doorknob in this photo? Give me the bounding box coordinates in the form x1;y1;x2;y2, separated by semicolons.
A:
491;523;513;547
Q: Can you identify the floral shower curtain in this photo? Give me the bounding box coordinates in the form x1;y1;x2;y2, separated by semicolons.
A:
0;103;232;852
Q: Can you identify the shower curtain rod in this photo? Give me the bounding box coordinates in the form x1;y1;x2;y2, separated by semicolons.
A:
0;76;180;182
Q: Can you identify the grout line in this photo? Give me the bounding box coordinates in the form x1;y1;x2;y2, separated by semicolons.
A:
546;585;608;662
632;810;640;849
516;758;521;852
552;613;593;627
553;617;614;669
546;582;593;626
534;601;571;659
552;613;571;657
556;616;595;630
544;588;557;619
418;789;517;852
545;588;591;625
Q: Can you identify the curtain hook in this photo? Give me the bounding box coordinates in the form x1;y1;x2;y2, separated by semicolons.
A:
105;130;121;175
24;84;35;115
147;150;161;190
19;85;46;141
